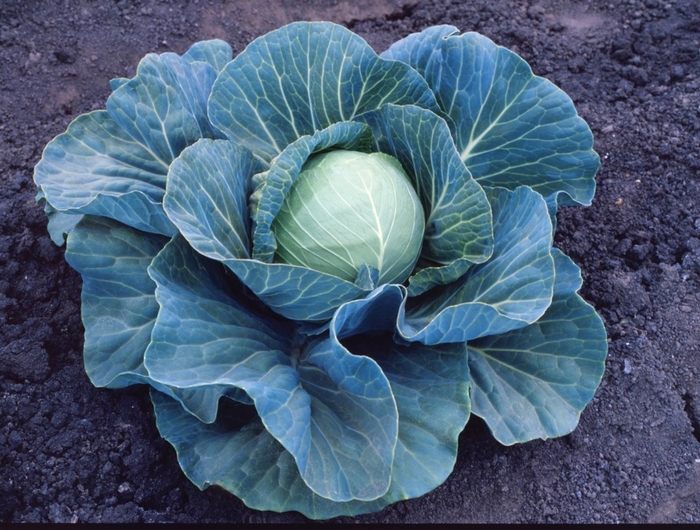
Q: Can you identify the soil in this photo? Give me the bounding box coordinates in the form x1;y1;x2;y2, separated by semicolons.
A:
1;0;700;523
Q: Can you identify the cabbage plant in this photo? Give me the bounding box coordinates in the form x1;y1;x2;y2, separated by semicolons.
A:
34;22;607;519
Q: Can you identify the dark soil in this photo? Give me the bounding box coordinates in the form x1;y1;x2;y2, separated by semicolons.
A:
2;0;699;523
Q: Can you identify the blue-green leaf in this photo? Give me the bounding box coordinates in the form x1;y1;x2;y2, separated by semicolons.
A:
152;284;470;518
152;392;394;518
374;341;470;501
224;260;367;322
250;121;372;262
34;41;230;238
64;217;243;421
398;186;554;344
550;247;583;295
106;51;222;166
152;392;347;517
355;104;493;268
208;21;439;164
64;216;169;387
145;235;295;423
330;283;406;338
332;286;472;502
354;263;380;291
383;28;600;206
164;139;262;261
296;336;397;502
380;25;459;77
37;194;82;246
145;236;398;502
182;39;233;71
468;249;607;444
407;257;474;297
34;111;176;236
109;77;130;91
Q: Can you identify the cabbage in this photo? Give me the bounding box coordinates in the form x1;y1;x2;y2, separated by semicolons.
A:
33;23;607;519
272;150;425;285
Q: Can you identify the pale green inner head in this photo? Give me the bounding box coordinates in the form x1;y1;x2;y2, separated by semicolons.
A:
272;150;425;285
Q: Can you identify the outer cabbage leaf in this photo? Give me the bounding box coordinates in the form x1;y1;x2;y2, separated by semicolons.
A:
208;21;439;164
376;340;469;501
109;77;130;91
108;39;231;98
37;192;82;246
331;286;471;503
354;104;493;279
64;216;237;421
380;25;460;78
398;186;555;344
223;260;367;322
34;111;175;236
144;236;398;502
64;216;170;388
34;41;229;238
382;28;600;206
182;39;233;72
468;249;607;445
145;235;294;422
407;257;474;298
106;50;223;166
152;283;470;518
164;139;262;261
296;336;396;501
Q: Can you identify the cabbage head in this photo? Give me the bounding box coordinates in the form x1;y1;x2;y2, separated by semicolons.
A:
34;22;607;519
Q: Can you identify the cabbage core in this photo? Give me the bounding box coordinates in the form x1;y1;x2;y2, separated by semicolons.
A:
272;150;425;285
